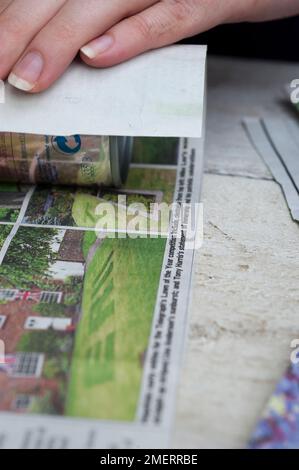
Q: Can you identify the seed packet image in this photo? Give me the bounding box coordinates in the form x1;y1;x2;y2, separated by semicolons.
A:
249;363;299;449
0;136;204;449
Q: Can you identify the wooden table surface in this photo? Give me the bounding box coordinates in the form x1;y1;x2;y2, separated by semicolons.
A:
173;56;299;449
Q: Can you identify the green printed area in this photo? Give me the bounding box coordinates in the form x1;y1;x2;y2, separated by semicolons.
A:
72;193;147;232
24;187;77;226
82;231;97;259
21;165;177;231
0;183;19;192
0;184;26;222
0;140;177;420
0;227;61;290
126;167;177;205
72;193;100;228
0;209;18;223
66;235;166;421
132;137;179;165
0;225;13;250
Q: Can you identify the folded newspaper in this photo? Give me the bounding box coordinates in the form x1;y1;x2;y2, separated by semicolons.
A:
0;45;207;449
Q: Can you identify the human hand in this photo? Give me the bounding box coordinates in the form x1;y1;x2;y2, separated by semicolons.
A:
2;0;299;93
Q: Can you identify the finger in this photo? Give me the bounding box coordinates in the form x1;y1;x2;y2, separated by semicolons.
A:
0;0;67;79
8;0;157;93
0;1;12;14
80;0;228;68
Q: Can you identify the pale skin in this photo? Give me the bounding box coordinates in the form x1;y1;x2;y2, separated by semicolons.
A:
0;0;298;93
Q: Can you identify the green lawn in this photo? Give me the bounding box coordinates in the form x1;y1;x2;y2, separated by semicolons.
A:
126;168;177;205
65;235;166;421
72;168;176;231
66;164;176;420
72;193;101;228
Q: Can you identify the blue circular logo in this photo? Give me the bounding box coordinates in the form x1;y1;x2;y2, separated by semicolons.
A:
51;135;82;155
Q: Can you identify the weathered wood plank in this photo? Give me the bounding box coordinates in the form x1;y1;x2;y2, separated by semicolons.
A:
205;57;299;179
174;173;299;448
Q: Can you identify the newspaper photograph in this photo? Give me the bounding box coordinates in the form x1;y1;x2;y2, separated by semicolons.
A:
0;135;204;449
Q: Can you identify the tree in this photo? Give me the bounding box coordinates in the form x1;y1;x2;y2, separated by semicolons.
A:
0;227;60;289
18;329;74;356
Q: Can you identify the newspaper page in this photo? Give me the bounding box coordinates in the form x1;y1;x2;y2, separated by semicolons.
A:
0;45;207;138
0;135;204;449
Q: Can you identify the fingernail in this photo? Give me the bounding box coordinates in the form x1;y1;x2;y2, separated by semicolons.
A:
81;35;114;59
8;51;44;91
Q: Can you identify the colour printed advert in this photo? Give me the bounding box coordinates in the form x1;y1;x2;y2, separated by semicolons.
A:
0;136;204;449
250;362;299;449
